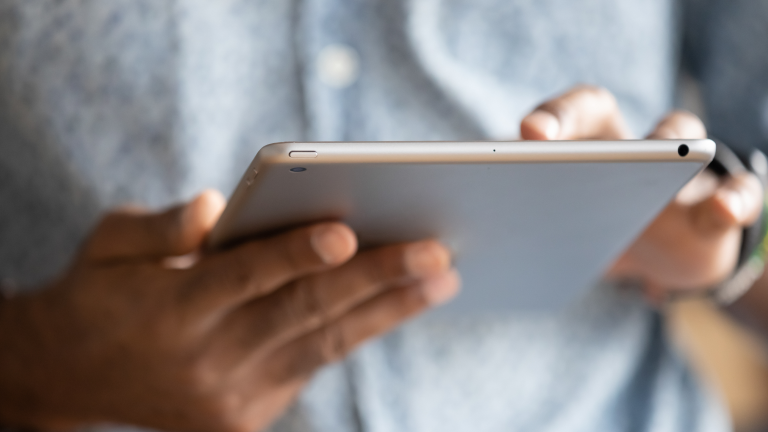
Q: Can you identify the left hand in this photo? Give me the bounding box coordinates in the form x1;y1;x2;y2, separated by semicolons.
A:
520;85;764;304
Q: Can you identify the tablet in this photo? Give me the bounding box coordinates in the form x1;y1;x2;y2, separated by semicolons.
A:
209;140;715;313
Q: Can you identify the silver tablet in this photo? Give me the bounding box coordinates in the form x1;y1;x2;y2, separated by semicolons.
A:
209;140;715;313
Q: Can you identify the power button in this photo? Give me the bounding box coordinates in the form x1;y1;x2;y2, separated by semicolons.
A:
289;151;318;158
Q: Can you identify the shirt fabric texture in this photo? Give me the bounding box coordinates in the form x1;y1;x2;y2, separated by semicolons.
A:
1;0;767;431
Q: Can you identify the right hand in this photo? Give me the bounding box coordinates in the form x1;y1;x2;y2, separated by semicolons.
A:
0;190;459;432
520;85;763;303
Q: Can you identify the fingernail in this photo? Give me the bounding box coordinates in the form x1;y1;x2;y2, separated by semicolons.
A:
405;241;451;277
526;110;560;139
311;225;352;264
420;270;461;305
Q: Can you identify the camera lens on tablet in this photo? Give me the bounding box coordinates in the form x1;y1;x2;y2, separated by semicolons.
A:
678;144;689;157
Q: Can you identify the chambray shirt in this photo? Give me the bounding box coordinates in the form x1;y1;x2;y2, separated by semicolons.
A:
1;1;767;431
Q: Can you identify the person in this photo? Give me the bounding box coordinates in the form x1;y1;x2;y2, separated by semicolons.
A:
0;1;767;431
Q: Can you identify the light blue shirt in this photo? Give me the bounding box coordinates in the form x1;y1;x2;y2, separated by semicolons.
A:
1;1;767;431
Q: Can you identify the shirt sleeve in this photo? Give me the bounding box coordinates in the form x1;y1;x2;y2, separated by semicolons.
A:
682;0;768;155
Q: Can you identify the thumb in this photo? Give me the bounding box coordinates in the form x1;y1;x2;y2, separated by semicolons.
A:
689;173;763;235
84;189;226;262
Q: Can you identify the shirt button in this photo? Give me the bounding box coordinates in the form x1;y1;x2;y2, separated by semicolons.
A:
317;44;360;89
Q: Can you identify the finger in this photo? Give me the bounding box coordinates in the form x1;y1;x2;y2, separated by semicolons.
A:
520;85;631;140
217;242;453;353
646;110;707;139
268;273;460;381
185;222;358;313
84;189;226;262
689;172;764;233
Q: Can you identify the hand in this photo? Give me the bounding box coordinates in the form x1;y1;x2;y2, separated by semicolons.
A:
0;190;459;432
520;85;764;303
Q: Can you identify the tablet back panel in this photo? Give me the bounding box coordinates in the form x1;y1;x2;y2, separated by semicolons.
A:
210;141;714;313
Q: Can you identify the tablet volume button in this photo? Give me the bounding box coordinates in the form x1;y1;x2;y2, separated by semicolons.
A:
289;151;318;158
245;169;258;185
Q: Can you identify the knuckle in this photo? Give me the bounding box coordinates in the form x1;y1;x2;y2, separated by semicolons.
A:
282;349;322;379
652;125;676;139
670;109;703;125
586;85;619;110
571;84;616;107
536;99;569;121
193;260;253;302
279;279;326;328
679;111;707;136
392;243;423;275
395;285;426;313
309;325;347;367
269;231;313;275
197;398;252;432
209;398;252;432
656;110;706;139
224;245;267;293
573;83;600;93
334;324;351;356
589;85;615;101
576;83;609;97
278;325;353;380
669;109;701;123
284;339;330;378
283;243;309;272
184;357;222;395
182;362;253;432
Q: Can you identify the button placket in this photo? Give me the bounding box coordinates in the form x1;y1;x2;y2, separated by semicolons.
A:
317;44;360;89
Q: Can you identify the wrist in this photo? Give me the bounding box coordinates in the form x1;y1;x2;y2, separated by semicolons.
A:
725;266;768;341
